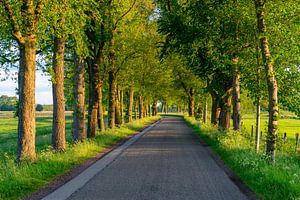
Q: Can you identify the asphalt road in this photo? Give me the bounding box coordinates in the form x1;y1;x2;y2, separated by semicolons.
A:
62;117;248;200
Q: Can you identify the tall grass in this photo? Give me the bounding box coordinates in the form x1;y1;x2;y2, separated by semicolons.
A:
0;116;160;200
185;117;300;200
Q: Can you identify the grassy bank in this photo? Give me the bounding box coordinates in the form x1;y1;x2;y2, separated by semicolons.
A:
0;116;160;200
184;116;300;200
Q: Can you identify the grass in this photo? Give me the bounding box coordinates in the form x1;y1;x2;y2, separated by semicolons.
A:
0;115;160;200
0;115;73;153
184;116;300;200
242;112;300;139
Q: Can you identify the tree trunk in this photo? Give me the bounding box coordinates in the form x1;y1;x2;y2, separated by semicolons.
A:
127;87;134;122
120;90;125;124
211;92;219;125
232;58;241;131
152;99;158;116
219;88;232;130
17;38;37;162
203;98;208;123
115;87;121;125
97;85;105;131
188;88;195;117
139;96;143;119
256;97;261;153
255;0;278;161
73;53;86;142
161;103;164;113
52;37;65;151
135;100;138;120
148;104;151;117
108;71;116;128
87;59;101;138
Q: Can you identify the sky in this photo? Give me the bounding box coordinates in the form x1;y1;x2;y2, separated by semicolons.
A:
0;70;53;104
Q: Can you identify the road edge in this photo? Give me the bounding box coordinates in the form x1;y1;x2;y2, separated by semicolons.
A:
184;119;259;200
22;118;161;200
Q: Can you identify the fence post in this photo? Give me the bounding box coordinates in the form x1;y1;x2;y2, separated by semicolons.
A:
255;128;260;153
283;132;287;142
296;133;299;154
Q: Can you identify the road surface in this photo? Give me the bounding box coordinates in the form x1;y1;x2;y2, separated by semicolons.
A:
46;116;249;200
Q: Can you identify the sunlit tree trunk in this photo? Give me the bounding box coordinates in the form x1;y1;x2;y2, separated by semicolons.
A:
73;53;86;142
188;88;195;117
139;95;143;119
17;38;37;162
232;58;241;131
203;98;208;123
127;87;134;122
219;87;232;130
120;90;125;124
115;87;121;125
52;37;66;151
97;85;105;131
255;0;278;161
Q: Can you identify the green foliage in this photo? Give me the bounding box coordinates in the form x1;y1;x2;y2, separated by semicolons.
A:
0;95;17;111
35;104;44;112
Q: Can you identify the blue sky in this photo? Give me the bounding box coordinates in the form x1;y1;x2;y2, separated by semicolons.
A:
0;70;53;104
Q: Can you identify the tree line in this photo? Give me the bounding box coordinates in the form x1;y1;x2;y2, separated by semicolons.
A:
156;0;300;162
0;0;181;163
0;0;299;164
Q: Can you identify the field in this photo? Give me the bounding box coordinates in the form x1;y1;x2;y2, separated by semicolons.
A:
242;112;300;139
0;111;73;153
0;112;160;200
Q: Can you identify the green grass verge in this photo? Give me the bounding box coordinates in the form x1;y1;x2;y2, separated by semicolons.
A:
0;116;160;200
184;116;300;200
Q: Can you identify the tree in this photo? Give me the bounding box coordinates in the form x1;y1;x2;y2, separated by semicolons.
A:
1;0;46;162
36;104;44;112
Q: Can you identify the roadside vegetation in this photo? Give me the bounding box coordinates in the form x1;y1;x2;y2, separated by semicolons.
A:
185;116;300;200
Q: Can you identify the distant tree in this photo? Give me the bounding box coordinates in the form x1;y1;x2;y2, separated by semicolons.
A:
36;104;44;112
0;95;18;111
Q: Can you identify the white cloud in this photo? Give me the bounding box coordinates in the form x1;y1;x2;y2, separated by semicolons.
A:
0;70;53;104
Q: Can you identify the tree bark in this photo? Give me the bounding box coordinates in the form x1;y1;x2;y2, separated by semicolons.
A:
135;100;138;120
256;96;261;153
127;87;134;122
120;90;125;124
115;87;121;125
52;37;66;151
152;99;158;116
108;71;116;128
73;53;86;142
17;38;37;162
139;95;143;119
148;104;151;117
232;58;241;131
219;87;232;130
97;85;105;131
211;92;219;125
188;88;195;117
203;98;208;123
255;0;278;161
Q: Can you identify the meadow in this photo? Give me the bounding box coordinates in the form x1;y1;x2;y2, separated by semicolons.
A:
241;111;300;139
0;112;160;200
